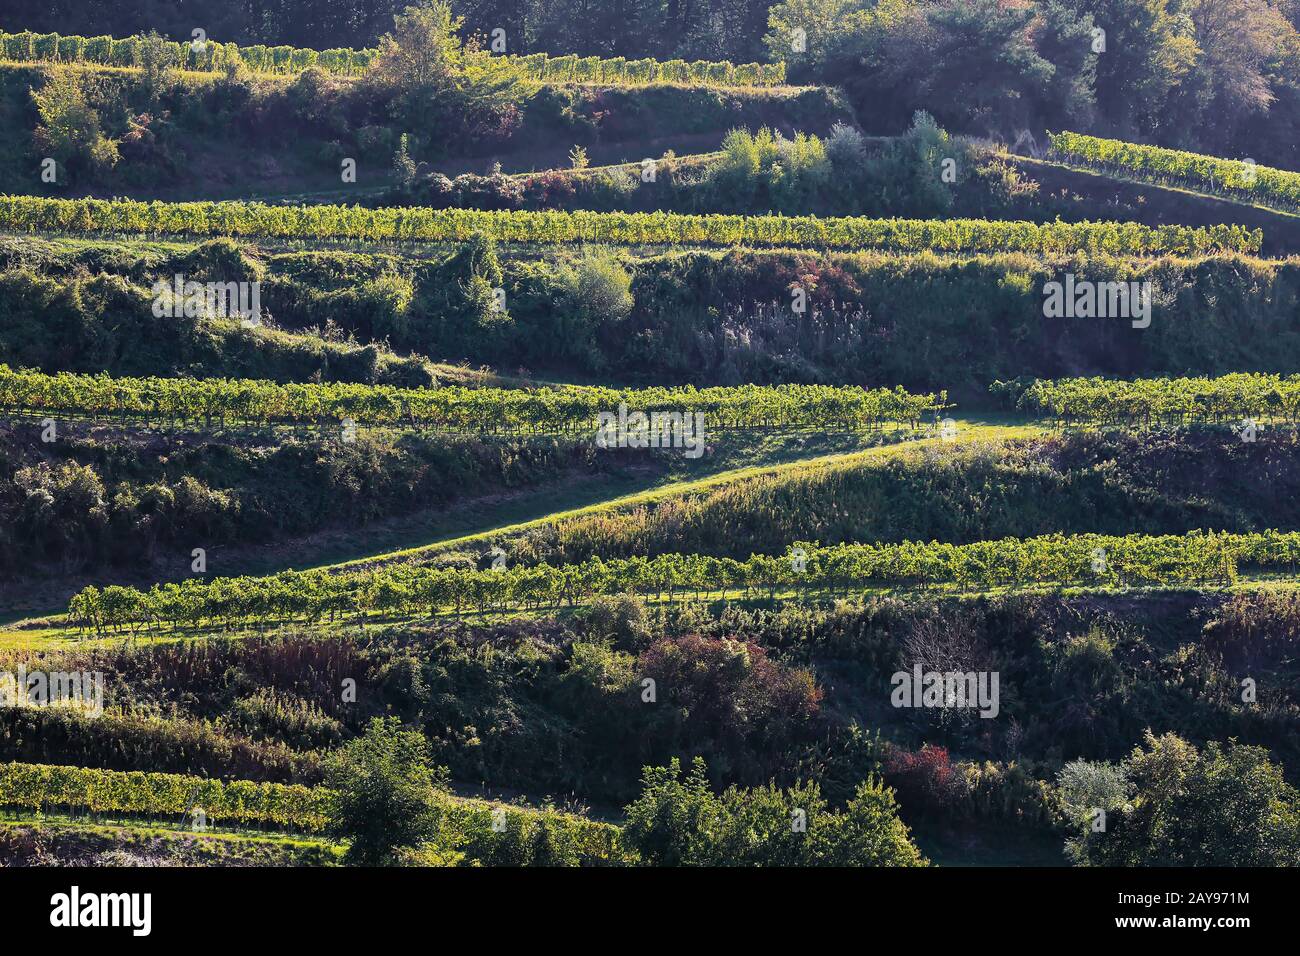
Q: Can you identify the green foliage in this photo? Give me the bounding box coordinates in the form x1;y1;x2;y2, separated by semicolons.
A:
29;71;119;183
552;249;632;368
0;29;781;88
762;0;1299;166
364;2;533;153
324;716;449;864
513;429;1300;566
1015;373;1300;426
622;757;926;865
62;529;1300;635
1065;732;1300;865
1050;131;1300;213
0;428;602;575
0;366;943;434
0;266;429;386
0;194;1258;255
0;760;332;830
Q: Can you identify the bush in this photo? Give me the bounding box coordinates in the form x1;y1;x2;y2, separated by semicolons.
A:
1065;732;1300;866
881;744;962;817
622;757;926;866
324;717;450;865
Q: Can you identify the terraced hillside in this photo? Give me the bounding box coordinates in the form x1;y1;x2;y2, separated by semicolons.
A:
2;0;1299;888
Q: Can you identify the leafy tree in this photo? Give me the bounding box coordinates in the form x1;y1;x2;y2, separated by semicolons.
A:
809;776;929;866
418;231;511;356
920;0;1056;132
553;249;633;368
1030;1;1100;125
622;757;926;866
137;30;176;104
1075;0;1199;135
764;0;880;80
1068;732;1300;866
393;132;417;186
324;716;450;865
622;757;722;866
1168;0;1297;147
365;0;532;153
30;71;120;183
1056;758;1132;861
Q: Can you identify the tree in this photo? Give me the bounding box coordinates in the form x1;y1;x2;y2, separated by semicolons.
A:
621;757;723;866
1075;0;1198;135
324;716;450;865
1067;732;1300;866
553;249;633;368
393;132;416;186
1030;0;1100;125
137;30;176;104
919;0;1057;133
622;757;926;866
30;71;120;184
764;0;879;80
1166;0;1297;149
365;0;533;153
809;777;929;866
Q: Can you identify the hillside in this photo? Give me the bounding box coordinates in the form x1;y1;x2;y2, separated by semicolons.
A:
0;3;1298;921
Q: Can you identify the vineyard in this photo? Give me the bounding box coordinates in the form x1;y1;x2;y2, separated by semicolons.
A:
1010;374;1300;427
0;761;624;862
64;530;1292;634
0;761;331;830
0;367;945;433
1048;131;1300;214
4;0;1300;883
0;28;785;88
0;195;1261;254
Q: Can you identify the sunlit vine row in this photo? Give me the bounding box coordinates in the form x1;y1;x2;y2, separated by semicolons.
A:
0;367;944;434
0;195;1260;254
1010;374;1300;427
0;29;783;87
67;531;1297;634
1049;131;1300;213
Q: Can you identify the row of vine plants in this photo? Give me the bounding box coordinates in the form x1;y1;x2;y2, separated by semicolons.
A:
0;761;625;863
0;367;944;433
0;195;1261;254
0;29;784;87
1048;131;1300;213
1009;373;1300;427
66;531;1295;635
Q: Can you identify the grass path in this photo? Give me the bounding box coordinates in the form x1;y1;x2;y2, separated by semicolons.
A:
1;418;1037;640
316;418;1044;574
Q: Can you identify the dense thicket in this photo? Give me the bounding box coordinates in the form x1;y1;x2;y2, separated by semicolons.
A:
501;431;1300;565
0;266;433;386
7;237;1296;398
7;0;1297;167
0;426;608;575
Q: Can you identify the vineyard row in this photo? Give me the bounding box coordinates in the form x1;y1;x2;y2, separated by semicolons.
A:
0;761;622;862
0;28;785;87
0;367;945;433
1048;131;1300;214
0;195;1261;255
1010;373;1300;427
67;531;1295;634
